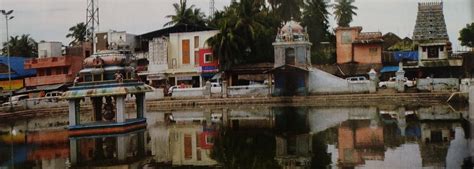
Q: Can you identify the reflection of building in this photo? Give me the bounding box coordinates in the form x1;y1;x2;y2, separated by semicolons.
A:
338;120;384;167
27;130;69;169
419;121;460;167
169;124;217;166
274;107;312;168
275;134;312;169
69;130;147;168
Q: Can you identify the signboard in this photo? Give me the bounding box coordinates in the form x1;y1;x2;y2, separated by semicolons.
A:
0;79;24;90
202;66;218;73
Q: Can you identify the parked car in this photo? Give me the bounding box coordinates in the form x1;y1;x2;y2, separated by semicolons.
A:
378;77;416;88
346;76;368;82
2;94;29;107
45;91;63;102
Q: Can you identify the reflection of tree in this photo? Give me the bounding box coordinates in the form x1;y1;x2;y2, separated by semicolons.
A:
211;128;279;169
311;132;332;169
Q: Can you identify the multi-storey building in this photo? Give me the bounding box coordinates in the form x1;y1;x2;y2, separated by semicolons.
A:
22;42;91;94
137;25;219;88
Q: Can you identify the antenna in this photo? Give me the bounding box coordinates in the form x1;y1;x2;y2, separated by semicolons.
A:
209;0;215;17
86;0;99;52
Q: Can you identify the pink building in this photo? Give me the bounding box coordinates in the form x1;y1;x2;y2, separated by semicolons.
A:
336;27;383;64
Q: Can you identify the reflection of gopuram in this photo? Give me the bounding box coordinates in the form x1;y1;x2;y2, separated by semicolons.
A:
63;50;152;136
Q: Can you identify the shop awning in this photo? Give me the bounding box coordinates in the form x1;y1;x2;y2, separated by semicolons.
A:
380;66;399;73
211;73;221;80
15;83;66;94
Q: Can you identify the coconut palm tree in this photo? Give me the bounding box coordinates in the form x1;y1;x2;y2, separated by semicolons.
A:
303;0;330;49
1;34;37;58
66;22;88;46
333;0;357;27
164;0;206;27
268;0;303;21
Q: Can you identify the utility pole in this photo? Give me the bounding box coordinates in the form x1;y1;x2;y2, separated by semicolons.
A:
86;0;99;53
1;10;14;111
209;0;215;18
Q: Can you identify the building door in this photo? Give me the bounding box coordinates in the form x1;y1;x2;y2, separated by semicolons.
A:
182;40;190;64
427;47;439;59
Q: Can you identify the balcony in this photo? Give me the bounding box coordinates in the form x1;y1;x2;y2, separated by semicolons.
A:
24;56;82;69
25;74;75;87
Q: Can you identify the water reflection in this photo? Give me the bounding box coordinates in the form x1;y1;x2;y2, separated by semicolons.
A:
0;104;473;168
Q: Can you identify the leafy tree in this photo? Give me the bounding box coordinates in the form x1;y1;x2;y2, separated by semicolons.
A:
302;0;330;50
66;22;88;46
211;128;279;169
268;0;303;21
1;34;37;58
164;0;206;27
459;23;474;47
333;0;357;27
207;0;279;70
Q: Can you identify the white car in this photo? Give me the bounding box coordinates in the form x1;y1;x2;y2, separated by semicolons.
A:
2;94;29;107
379;77;416;88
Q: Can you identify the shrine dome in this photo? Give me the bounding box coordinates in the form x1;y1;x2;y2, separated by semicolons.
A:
280;20;304;34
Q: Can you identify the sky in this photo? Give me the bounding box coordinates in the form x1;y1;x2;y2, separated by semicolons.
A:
0;0;472;51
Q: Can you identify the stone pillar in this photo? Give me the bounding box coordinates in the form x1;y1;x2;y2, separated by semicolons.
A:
116;96;125;123
117;135;127;160
204;81;211;99
222;80;228;98
135;93;145;119
68;99;80;126
396;62;406;92
69;139;77;164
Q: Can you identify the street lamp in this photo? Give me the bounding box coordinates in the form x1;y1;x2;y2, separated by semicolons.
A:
1;10;14;110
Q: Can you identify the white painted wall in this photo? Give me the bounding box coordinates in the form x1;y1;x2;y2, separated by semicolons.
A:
227;85;269;97
308;68;375;94
38;42;62;58
416;78;459;91
168;30;219;71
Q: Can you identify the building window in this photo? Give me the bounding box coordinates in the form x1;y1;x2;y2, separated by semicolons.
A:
194;51;199;66
342;31;352;44
182;39;190;64
440;46;444;51
46;69;51;76
204;53;214;63
205;135;214;145
63;67;69;74
184;134;192;159
285;48;295;65
369;48;378;56
422;47;427;52
194;36;199;48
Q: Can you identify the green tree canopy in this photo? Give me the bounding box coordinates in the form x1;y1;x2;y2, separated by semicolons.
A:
207;0;279;70
333;0;357;27
164;0;206;27
66;22;88;46
269;0;304;21
1;34;37;58
459;23;474;47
